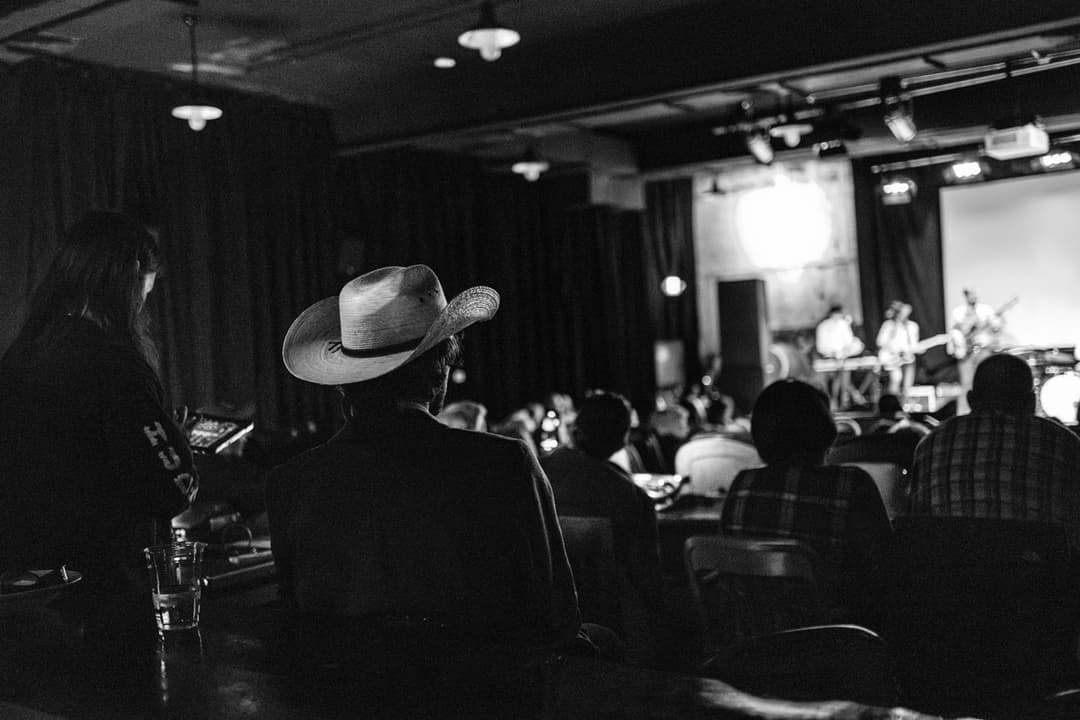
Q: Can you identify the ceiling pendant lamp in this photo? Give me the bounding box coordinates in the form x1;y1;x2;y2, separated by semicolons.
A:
511;148;549;182
171;14;222;132
458;1;520;62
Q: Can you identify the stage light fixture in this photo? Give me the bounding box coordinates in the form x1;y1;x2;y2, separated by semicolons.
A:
813;139;847;158
879;176;917;205
458;1;519;61
769;122;814;148
881;77;917;143
745;129;774;165
511;147;549;182
660;275;688;297
944;159;984;183
1036;150;1074;170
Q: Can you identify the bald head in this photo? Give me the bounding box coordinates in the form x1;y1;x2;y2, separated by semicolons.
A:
969;353;1035;415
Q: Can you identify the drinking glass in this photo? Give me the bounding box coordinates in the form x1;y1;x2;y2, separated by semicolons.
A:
144;542;205;632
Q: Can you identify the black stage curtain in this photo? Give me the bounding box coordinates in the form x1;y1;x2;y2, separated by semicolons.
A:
0;60;339;433
852;160;952;378
644;178;701;384
335;148;657;419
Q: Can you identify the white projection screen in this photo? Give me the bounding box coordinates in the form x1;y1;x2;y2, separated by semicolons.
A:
940;170;1080;350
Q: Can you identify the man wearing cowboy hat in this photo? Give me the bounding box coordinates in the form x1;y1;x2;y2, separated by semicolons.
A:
266;265;582;658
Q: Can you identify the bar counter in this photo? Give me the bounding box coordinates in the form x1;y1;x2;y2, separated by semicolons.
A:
0;592;964;720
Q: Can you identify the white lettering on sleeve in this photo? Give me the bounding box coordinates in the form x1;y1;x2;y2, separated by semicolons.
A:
143;422;168;447
158;447;181;471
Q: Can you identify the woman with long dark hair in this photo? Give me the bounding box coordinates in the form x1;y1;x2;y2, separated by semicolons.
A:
0;211;197;596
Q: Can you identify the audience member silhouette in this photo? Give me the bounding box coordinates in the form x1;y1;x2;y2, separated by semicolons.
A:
909;352;1080;549
720;380;891;627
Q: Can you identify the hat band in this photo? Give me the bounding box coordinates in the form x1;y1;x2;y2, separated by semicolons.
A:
338;335;424;358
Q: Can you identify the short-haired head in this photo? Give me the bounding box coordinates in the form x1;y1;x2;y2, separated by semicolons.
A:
339;335;461;417
968;353;1035;415
751;379;837;465
572;390;632;459
878;394;903;417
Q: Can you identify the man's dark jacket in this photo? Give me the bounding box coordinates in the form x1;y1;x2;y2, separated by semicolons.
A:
266;403;582;652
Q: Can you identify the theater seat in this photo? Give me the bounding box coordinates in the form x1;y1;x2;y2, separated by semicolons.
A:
674;435;761;497
886;516;1080;716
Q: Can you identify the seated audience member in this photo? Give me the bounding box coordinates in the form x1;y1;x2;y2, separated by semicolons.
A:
541;391;663;658
646;406;692;474
674;432;762;497
490;409;539;456
266;265;581;660
721;380;892;625
867;394;930;436
609;408;648;474
910;353;1080;548
437;399;488;432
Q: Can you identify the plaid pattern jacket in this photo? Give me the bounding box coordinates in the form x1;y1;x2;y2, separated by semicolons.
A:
720;463;891;575
909;410;1080;547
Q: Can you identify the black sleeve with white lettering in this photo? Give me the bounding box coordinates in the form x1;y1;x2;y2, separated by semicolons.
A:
102;348;198;519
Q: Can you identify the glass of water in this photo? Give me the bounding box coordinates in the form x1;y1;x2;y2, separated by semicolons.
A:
144;542;206;632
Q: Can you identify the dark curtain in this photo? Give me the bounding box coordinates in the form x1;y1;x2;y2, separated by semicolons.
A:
852;160;952;377
644;178;701;383
335;148;657;418
0;59;339;433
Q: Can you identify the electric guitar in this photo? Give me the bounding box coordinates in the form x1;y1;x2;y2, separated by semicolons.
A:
878;333;951;370
947;297;1018;359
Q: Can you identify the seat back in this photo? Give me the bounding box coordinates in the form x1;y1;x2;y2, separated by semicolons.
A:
887;516;1078;715
826;431;921;468
701;624;898;706
841;461;908;520
684;535;829;648
674;435;761;497
556;516;619;630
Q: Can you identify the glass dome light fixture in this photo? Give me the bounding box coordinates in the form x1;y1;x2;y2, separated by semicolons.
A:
171;14;222;132
511;147;550;182
660;275;688;297
458;1;520;62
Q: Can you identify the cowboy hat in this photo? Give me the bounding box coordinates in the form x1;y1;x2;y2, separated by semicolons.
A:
283;265;499;385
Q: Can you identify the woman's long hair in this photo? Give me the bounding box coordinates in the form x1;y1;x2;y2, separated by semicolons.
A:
20;211;161;368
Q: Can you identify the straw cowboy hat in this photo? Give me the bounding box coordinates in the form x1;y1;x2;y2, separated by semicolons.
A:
283;265;499;385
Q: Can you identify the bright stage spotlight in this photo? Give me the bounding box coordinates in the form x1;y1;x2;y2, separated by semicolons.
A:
879;176;917;205
744;129;775;165
944;159;984;183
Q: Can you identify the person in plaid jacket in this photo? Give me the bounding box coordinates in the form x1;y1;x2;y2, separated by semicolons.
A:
720;379;891;626
909;352;1080;548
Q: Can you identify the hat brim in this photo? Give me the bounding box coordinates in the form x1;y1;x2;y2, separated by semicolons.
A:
283;286;499;385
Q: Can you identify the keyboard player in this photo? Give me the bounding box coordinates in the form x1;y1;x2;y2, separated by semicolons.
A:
815;305;868;410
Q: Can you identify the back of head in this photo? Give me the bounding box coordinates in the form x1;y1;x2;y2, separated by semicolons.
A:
572;390;632;459
438;400;488;431
969;353;1035;415
751;379;837;464
21;210;159;354
340;336;460;416
878;394;903;418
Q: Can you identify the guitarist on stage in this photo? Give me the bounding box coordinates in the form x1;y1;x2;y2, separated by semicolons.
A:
876;301;920;400
950;288;1006;414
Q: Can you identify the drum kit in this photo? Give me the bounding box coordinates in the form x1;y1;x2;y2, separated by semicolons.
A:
1006;347;1080;423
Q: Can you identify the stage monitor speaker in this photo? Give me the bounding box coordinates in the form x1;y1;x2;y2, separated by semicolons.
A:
654;340;686;389
717;279;771;414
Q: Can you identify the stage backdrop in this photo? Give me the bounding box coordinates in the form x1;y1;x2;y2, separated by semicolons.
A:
693;159;861;358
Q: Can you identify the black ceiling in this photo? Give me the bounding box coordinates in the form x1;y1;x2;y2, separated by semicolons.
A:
4;1;1080;170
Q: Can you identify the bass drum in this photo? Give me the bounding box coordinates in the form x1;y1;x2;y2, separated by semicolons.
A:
1039;371;1080;424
